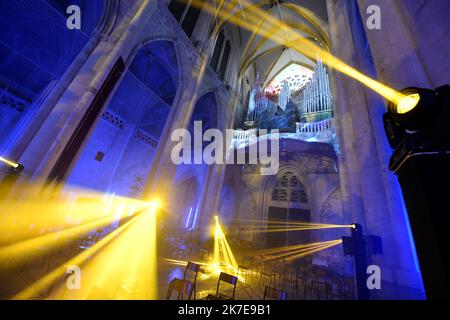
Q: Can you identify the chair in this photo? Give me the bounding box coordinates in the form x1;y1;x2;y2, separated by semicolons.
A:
206;272;238;300
237;255;254;280
199;249;210;268
183;261;201;299
281;262;298;297
259;260;277;288
166;278;195;300
334;277;354;300
315;266;329;299
263;286;287;300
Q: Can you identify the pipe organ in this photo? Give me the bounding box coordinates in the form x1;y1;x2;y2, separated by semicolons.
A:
243;59;334;137
296;59;333;123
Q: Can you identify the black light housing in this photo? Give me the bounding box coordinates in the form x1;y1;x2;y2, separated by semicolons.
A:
387;87;441;131
384;85;450;149
384;85;450;299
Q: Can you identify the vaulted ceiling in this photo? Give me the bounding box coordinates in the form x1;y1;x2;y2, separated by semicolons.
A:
211;0;330;90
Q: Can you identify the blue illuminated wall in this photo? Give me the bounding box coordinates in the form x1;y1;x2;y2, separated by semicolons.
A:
66;40;179;197
0;0;104;146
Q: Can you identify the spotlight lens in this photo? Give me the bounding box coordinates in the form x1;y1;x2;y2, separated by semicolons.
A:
149;199;161;209
397;93;420;114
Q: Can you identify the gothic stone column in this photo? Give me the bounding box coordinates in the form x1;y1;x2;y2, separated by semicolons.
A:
327;0;424;298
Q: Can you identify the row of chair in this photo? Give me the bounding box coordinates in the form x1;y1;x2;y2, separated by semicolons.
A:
166;261;287;300
166;260;239;300
237;254;355;300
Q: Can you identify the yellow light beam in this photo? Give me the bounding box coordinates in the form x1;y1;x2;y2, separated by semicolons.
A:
0;156;19;168
257;240;341;256
258;240;343;263
213;216;238;272
11;213;142;300
240;226;353;233
238;218;352;227
284;240;343;262
0;208;148;269
189;0;407;105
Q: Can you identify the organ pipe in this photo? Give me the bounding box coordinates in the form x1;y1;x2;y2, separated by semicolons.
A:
298;59;333;117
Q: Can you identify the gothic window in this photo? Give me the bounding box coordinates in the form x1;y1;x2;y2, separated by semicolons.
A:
168;0;187;22
169;0;203;38
218;41;230;81
272;172;308;204
181;4;202;37
210;31;224;71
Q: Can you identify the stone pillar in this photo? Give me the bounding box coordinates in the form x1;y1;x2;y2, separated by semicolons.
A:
14;1;157;188
326;0;424;298
0;81;57;166
3;0;121;172
356;0;432;89
143;52;207;201
196;92;240;239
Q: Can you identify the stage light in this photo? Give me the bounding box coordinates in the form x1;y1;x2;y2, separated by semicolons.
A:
385;85;450;299
148;199;161;209
384;85;450;151
386;87;441;132
0;156;19;169
342;223;370;300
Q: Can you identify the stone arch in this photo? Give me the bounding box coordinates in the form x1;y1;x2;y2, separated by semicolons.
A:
168;168;201;231
218;184;237;227
320;187;345;225
127;35;192;92
189;91;219;132
125;36;184;90
317;186;348;274
257;162;314;247
66;39;181;194
197;88;230;131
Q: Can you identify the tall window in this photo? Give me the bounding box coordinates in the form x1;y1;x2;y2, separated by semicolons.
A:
272;172;308;204
168;0;202;38
168;0;186;22
181;4;201;37
210;31;231;82
218;41;230;81
210;31;224;71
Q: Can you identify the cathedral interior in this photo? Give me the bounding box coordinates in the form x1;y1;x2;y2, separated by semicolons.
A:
0;0;449;301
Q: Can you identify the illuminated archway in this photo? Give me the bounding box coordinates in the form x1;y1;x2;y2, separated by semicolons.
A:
66;40;180;196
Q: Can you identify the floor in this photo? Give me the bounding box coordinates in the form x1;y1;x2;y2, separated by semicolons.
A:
158;258;264;300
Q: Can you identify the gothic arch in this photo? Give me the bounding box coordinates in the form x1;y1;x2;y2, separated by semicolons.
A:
169;168;201;230
219;184;237;228
189;91;219;133
125;38;181;95
125;36;188;92
257;161;315;227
